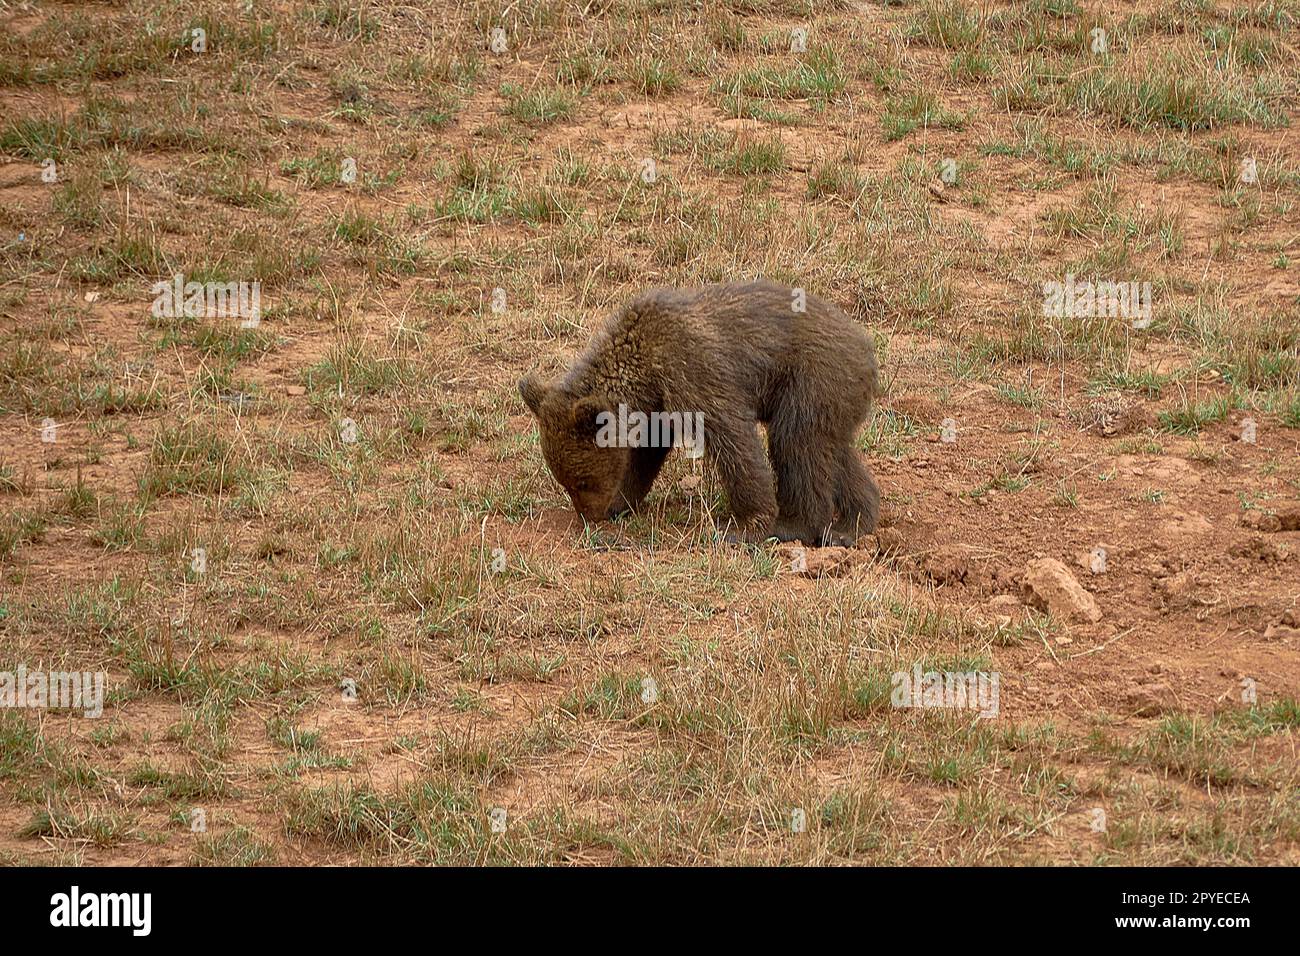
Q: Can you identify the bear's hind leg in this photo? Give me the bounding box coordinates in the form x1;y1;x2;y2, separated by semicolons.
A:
832;446;880;541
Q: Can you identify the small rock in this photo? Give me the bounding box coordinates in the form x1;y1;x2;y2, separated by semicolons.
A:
286;385;307;396
1021;558;1102;623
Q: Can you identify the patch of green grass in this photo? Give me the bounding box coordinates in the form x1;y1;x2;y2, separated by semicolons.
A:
72;229;169;283
1101;705;1297;788
997;383;1044;408
281;150;352;188
949;49;993;81
304;340;412;396
1157;394;1232;434
1041;176;1153;240
501;83;576;125
1280;393;1300;429
712;46;845;102
183;156;288;210
129;764;232;800
1090;366;1168;397
1064;57;1289;131
328;210;421;273
283;778;502;862
19;807;136;846
0;117;79;160
53;171;106;229
511;186;572;225
905;0;984;51
627;58;682;96
189;324;277;363
807;161;863;201
91;503;147;552
560;673;646;720
860;407;919;458
883;90;966;140
306;1;379;41
0;510;48;560
192;825;276;865
139;421;252;499
720;136;787;175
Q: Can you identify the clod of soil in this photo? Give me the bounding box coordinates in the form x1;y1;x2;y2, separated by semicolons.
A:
1125;681;1178;717
777;543;856;578
1021;558;1103;624
1241;506;1300;533
923;545;968;585
872;527;907;557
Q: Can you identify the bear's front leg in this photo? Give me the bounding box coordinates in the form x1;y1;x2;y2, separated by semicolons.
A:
705;417;777;544
611;444;669;516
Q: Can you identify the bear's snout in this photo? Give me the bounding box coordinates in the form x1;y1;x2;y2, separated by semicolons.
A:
569;491;615;523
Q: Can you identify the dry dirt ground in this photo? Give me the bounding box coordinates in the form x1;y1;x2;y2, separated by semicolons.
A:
0;0;1298;865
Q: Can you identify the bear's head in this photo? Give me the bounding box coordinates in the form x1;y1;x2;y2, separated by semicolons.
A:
519;374;630;522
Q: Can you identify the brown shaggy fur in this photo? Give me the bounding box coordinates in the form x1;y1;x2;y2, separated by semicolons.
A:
519;280;880;546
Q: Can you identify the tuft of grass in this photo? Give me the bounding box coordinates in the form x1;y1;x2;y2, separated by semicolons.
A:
807;161;863;201
628;58;682;96
723;137;787;176
1157;394;1232;434
501;83;576;125
712;46;845;102
0;117;79;160
304;340;413;396
906;0;984;50
0;510;49;560
139;421;252;499
883;90;966;140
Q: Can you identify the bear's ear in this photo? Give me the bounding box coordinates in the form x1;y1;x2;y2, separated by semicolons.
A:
518;374;548;415
571;395;612;437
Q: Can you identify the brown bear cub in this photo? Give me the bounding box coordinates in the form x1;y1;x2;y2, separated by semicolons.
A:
519;280;880;546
